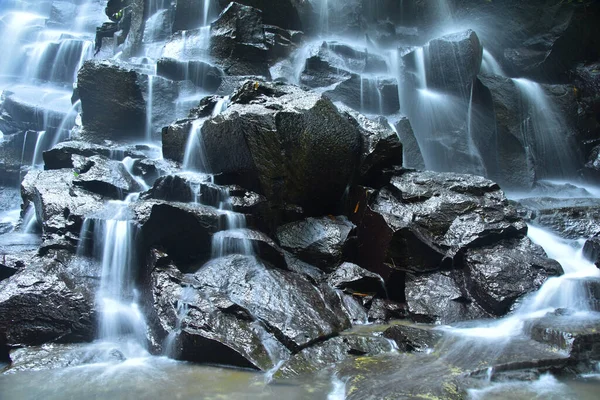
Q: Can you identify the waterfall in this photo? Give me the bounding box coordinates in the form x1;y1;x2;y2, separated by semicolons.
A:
512;78;580;180
78;199;149;357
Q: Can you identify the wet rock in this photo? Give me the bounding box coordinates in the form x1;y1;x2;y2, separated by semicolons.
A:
527;311;600;361
192;81;363;215
517;197;600;239
135;201;221;269
71;155;142;199
328;262;384;296
405;271;492;324
404;29;482;95
161;119;192;164
367;298;409;323
146;254;351;369
141;174;212;203
0;265;18;282
275;334;393;378
300;41;389;86
342;110;402;184
146;259;283;370
277;216;356;271
21;169;105;236
352;169;526;277
393;116;424;170
77;60;146;140
156;58;223;92
172;0;218;31
211;229;287;268
463;237;563;315
6;343;125;373
210;2;270;77
264;25;302;62
501;2;600;80
42;141;113;170
1;86;71;133
217;0;304;31
326;75;400;115
282;251;326;284
383;325;442;353
0;254;97;350
583;237;600;268
193;255;351;351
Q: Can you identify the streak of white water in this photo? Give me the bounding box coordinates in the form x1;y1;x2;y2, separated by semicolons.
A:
445;225;600;339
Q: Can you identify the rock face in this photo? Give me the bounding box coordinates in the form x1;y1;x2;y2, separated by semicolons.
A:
77;60;147;140
583;237;600;268
167;81;363;216
210;2;270;77
217;0;304;31
351;169;562;323
145;253;352;370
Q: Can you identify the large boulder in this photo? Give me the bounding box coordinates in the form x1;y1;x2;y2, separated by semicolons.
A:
71;155;142;199
77;60;147;140
145;253;352;370
403;29;482;95
210;2;270;77
166;81;363;216
172;0;219;31
350;169;561;323
462;237;563;315
0;253;98;351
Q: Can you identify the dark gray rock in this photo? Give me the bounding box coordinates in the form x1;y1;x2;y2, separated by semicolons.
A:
463;237;563;315
192;255;351;351
77;60;146;140
394;116;424;170
145;254;351;370
183;81;363;215
217;0;304;30
71;155;142;199
341;111;402;184
210;2;270;77
277;216;356;271
405;270;492;324
527;311;600;362
583;237;600;268
328;262;384;296
403;29;482;95
517;197;600;240
161;119;192;164
274;334;393;378
211;228;287;268
367;298;409;323
352;170;526;276
21;169;105;236
0;254;97;350
141;174;212;203
172;0;218;31
135;201;221;269
383;325;442;353
157;58;223;92
42;141;113;170
6;343;126;373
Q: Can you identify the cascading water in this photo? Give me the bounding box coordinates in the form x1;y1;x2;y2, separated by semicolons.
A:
77;197;149;358
512;78;581;180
